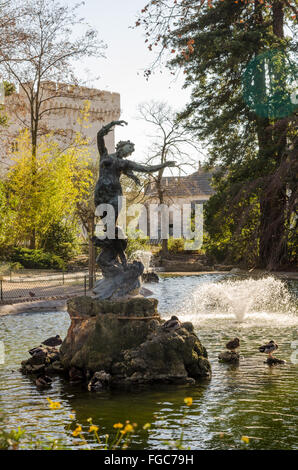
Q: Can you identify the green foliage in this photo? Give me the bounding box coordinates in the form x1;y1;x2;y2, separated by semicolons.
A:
139;0;297;268
10;247;66;270
126;230;151;258
0;427;26;450
42;221;80;261
0;129;92;251
203;178;260;266
167;237;185;254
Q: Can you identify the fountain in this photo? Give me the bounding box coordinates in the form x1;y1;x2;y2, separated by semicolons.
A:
175;276;297;324
130;250;159;283
21;121;211;388
130;250;152;273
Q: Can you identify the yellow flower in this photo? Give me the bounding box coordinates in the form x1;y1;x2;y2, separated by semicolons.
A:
124;424;134;433
89;425;99;433
69;414;75;420
113;422;123;429
46;397;61;409
241;436;250;444
87;417;92;423
184;397;193;406
72;425;82;437
143;423;151;430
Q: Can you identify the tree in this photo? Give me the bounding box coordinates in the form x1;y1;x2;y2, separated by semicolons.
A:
0;1;25;54
137;0;297;269
138;100;201;254
75;160;97;288
0;0;104;246
0;0;104;158
2;129;92;250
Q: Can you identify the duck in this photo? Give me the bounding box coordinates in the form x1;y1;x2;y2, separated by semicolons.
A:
162;316;181;331
259;340;278;358
41;335;62;347
29;346;43;356
226;337;240;352
35;375;52;388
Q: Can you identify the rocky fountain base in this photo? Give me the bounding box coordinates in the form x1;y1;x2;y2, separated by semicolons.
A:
21;296;211;389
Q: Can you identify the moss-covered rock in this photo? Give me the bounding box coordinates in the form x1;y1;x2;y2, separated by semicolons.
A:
60;296;211;386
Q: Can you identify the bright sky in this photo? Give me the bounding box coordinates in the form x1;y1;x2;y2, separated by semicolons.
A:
67;0;199;174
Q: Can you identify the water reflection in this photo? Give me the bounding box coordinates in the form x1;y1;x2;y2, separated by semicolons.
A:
0;274;297;449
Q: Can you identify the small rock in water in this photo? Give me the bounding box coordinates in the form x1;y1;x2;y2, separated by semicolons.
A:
35;375;52;388
265;357;286;366
218;351;240;363
88;371;111;391
142;272;159;283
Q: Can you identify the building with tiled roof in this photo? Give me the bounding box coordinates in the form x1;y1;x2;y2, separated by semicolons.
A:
144;168;215;241
146;168;215;201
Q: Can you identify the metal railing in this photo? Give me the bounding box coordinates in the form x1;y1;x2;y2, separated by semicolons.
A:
0;272;99;304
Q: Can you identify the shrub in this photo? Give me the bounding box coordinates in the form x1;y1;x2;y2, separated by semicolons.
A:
10;247;66;270
126;230;151;258
42;221;80;261
167;238;185;254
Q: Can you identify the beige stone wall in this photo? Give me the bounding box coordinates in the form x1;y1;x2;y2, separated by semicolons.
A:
0;81;121;170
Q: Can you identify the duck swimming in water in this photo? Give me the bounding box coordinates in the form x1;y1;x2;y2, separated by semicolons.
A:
259;340;278;358
226;337;240;352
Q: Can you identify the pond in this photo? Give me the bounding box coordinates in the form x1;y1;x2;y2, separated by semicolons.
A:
0;273;297;450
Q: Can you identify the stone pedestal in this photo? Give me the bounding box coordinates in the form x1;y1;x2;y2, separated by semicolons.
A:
59;296;211;387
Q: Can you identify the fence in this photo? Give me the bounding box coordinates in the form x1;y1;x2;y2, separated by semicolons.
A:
0;272;98;304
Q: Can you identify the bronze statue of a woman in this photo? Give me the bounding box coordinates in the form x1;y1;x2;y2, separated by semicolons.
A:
92;120;175;300
94;120;175;222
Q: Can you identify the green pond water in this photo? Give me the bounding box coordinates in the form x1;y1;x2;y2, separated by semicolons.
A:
0;274;297;450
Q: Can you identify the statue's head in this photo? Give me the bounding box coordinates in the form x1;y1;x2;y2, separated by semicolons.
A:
116;140;135;158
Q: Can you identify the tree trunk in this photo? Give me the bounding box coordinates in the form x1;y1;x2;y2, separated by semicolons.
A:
156;175;168;256
259;188;288;269
256;0;288;269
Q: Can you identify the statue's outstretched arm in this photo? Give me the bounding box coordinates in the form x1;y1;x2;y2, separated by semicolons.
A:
97;120;128;158
122;160;176;174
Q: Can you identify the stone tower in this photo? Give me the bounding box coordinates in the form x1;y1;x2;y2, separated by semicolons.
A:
0;81;121;169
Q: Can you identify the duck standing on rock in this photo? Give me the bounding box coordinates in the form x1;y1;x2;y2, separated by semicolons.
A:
226;338;240;352
41;335;62;347
162;316;181;332
259;340;278;358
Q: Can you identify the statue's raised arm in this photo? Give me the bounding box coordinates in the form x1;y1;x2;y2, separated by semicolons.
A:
97;120;128;160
